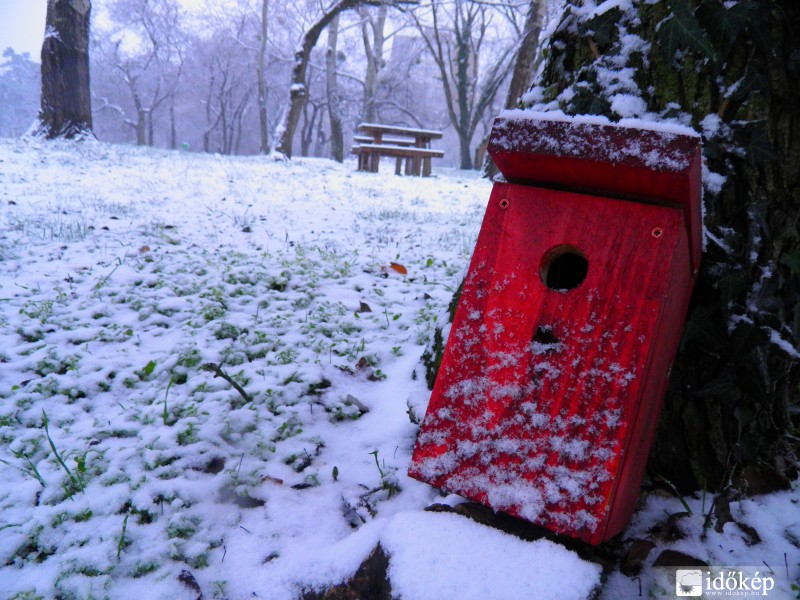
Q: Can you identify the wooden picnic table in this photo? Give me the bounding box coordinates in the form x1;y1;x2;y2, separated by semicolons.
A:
353;123;444;177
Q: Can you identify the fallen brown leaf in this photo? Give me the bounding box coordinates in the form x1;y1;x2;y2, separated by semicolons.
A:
390;262;407;275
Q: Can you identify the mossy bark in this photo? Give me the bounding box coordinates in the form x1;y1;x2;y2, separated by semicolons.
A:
428;0;800;495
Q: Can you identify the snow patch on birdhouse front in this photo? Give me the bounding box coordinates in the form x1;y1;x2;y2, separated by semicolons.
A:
411;277;642;535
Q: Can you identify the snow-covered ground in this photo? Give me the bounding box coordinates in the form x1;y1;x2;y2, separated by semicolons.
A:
0;138;797;600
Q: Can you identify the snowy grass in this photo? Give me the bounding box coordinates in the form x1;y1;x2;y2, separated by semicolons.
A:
0;138;798;600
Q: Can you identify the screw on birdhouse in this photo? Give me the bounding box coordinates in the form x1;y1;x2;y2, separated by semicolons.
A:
651;227;663;239
499;198;510;209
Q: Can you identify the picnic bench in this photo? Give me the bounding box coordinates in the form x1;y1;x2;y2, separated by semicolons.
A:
352;123;444;177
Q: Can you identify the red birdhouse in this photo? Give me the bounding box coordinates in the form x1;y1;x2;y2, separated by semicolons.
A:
408;113;703;545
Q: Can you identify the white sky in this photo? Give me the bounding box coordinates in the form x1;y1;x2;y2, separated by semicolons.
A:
0;1;47;60
0;0;207;63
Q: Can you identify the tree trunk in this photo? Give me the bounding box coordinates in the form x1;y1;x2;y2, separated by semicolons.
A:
315;108;329;157
148;82;168;148
231;90;252;156
147;109;154;146
484;0;546;178
169;99;177;150
454;5;474;170
135;109;146;146
504;0;545;111
457;131;472;170
300;99;321;157
38;0;93;138
219;87;229;154
123;71;148;147
203;73;215;153
426;0;800;497
257;0;270;154
410;1;515;171
326;14;344;162
275;0;405;158
360;5;387;123
275;1;354;158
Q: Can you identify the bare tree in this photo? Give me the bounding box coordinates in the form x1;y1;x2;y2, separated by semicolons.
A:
257;0;270;153
201;62;221;153
326;13;344;161
483;0;547;176
274;0;415;158
195;16;256;155
407;0;518;169
501;0;546;111
358;5;387;123
37;0;93;138
300;94;327;157
95;0;185;146
168;94;177;149
198;47;255;154
87;0;434;156
193;0;283;155
0;49;40;138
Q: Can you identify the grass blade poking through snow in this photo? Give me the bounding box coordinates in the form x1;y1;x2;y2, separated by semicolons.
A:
0;452;46;488
42;409;83;494
370;449;400;498
655;473;693;514
164;374;175;425
117;509;131;560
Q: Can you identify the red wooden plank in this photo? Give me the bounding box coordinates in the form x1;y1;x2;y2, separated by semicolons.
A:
603;213;693;539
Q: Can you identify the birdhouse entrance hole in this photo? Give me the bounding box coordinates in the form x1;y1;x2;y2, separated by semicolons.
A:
540;245;588;291
533;326;559;347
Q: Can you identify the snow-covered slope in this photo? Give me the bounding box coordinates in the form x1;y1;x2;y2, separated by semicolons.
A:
0;138;796;600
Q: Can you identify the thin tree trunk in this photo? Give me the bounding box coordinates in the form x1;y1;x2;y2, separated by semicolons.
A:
220;94;229;154
315;109;329;157
231;90;252;156
169;99;177;150
360;5;386;123
147;81;166;147
216;65;231;154
454;5;474;169
38;0;93;138
124;73;148;146
136;110;146;146
457;132;472;170
409;1;513;170
257;0;270;154
300;100;321;157
203;72;215;153
275;0;400;157
147;110;154;146
484;0;545;178
326;14;344;162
